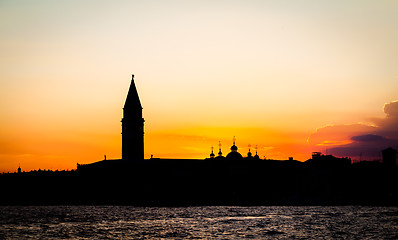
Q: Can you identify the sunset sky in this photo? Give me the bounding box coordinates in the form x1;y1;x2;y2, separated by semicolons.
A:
1;0;398;172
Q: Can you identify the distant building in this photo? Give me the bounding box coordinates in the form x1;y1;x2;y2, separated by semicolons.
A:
17;165;21;174
305;152;351;168
207;140;261;161
382;147;397;167
244;145;260;160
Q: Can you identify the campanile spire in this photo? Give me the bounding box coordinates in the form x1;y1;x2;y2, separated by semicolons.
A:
122;74;144;161
124;74;142;111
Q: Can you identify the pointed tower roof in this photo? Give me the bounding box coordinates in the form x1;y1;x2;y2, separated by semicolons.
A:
124;74;142;110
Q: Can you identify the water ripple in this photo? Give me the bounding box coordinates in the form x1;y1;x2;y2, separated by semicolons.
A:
0;206;397;239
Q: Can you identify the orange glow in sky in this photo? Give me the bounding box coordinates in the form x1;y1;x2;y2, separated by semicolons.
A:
1;1;398;172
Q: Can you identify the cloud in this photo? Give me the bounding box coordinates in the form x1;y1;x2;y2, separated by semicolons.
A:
308;124;376;146
308;100;398;159
374;100;398;138
384;100;398;117
350;134;387;142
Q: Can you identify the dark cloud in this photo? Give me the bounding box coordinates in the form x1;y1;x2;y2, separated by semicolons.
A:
327;144;381;158
350;134;387;142
308;100;398;159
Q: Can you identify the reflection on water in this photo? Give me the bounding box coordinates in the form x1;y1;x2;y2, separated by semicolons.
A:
0;206;397;239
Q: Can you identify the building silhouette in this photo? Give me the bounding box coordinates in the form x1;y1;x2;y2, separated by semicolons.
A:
382;147;397;167
305;152;351;168
122;75;145;161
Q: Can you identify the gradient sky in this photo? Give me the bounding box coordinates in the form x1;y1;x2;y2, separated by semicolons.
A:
1;0;398;172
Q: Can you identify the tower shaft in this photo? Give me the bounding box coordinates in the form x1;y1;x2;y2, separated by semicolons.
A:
122;74;144;161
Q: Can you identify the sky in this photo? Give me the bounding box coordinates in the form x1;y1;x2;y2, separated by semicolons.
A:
1;0;398;172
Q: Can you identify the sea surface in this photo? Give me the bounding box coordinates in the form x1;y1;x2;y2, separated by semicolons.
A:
0;206;397;239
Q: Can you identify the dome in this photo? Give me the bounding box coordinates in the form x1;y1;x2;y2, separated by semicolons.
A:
210;152;215;158
218;149;223;156
247;151;252;157
230;144;238;151
226;151;243;160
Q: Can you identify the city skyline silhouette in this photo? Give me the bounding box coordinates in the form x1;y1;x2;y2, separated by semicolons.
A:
1;81;396;205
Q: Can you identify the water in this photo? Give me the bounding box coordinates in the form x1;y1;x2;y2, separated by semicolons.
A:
0;206;397;239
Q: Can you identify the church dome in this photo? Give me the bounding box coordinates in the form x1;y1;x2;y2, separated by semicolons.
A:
226;136;242;160
230;137;238;152
226;151;243;160
247;150;252;157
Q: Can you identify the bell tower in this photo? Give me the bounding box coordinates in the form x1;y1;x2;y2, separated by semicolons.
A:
122;74;144;161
